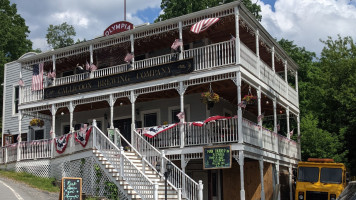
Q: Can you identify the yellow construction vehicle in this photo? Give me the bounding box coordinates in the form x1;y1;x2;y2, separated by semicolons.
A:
295;158;348;200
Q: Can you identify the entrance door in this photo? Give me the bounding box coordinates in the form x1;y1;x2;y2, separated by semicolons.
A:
209;170;222;200
113;118;131;147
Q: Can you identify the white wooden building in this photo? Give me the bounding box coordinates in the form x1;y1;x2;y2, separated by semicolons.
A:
1;2;300;200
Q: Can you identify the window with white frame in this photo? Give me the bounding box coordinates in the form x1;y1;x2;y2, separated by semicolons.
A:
141;109;160;127
13;85;19;115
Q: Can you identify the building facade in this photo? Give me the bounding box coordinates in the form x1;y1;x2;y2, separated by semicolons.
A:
2;2;300;200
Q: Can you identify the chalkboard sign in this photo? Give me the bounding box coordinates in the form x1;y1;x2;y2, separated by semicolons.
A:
203;145;232;169
60;177;82;200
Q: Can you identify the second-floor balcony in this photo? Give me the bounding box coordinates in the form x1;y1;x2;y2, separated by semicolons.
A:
20;40;299;107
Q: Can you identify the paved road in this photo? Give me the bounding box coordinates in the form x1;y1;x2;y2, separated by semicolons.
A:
0;176;58;200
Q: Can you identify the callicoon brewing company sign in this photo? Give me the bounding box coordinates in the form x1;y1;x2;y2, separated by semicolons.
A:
44;58;194;99
103;21;133;36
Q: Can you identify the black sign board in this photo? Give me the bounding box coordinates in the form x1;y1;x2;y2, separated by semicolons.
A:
44;58;194;99
60;177;82;200
203;145;232;170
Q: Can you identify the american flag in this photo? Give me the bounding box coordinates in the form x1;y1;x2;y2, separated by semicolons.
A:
171;39;183;50
124;53;134;63
238;101;247;108
190;18;220;34
257;112;265;122
18;79;24;87
47;71;56;78
32;63;44;91
176;112;185;120
90;63;97;71
277;123;280;131
290;129;294;137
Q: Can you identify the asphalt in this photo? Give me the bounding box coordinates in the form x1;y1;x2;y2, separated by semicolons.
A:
0;176;58;200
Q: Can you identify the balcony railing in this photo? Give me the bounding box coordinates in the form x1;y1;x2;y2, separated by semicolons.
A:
20;40;298;107
137;117;299;159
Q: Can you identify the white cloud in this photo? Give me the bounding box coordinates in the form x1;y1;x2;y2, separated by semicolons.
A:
31;38;50;51
257;0;356;55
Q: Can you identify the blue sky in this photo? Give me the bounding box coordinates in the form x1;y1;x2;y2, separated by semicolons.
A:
10;0;356;55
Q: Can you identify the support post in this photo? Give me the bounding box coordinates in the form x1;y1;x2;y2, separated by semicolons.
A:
93;119;97;148
239;151;245;200
161;150;166;175
275;161;280;200
273;98;277;133
257;86;262;147
198;180;203;200
109;94;114;129
154;181;159;200
69;101;74;133
289;165;293;200
272;47;275;72
52;54;56;86
256;29;260;78
179;21;184;60
129;91;137;146
90;44;94;64
17;110;22;161
286;106;290;139
51;104;56;158
236;71;243;143
178;188;182;200
259;158;265;200
177;82;186;148
130;34;135;69
235;6;240;64
120;146;124;178
284;60;288;83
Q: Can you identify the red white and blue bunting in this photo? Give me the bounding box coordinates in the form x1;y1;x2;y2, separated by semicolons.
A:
143;123;178;138
74;126;92;147
55;134;70;154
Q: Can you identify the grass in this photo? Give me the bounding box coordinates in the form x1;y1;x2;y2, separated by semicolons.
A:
0;169;60;193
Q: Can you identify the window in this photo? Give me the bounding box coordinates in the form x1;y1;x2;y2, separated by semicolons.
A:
298;167;319;183
144;113;157;127
171;109;181;123
320;168;342;184
34;130;44;140
13;86;19;114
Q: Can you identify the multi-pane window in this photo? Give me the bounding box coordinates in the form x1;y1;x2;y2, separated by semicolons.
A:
144;113;157;127
13;86;19;114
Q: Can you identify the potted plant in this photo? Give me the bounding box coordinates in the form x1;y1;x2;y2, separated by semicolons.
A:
242;94;257;105
30;118;44;127
201;92;220;110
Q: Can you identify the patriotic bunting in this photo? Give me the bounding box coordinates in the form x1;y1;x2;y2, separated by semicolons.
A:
190;18;220;34
143;123;178;138
55;134;70;154
176;112;185;121
74;126;92;147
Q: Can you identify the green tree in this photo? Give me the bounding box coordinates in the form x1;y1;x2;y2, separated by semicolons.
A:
0;0;33;138
46;22;76;49
155;0;261;22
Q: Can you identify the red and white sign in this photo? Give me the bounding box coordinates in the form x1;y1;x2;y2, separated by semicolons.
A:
103;21;133;36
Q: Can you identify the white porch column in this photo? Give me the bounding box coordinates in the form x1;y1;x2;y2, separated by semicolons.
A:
69;101;75;133
17;110;22;161
286;106;290;139
51;104;56;138
273;98;277;133
180;154;189;197
297;114;301;159
177;82;186;148
272;47;275;72
235;71;243;143
179;21;183;60
275;161;280;200
295;71;299;93
256;29;260;78
259;158;265;200
239;151;245;200
235;6;240;64
130;90;137;145
109;94;115;129
90;44;94;64
19;65;23;104
257;86;262;147
52;54;56;86
289;165;293;200
130;34;135;69
284;60;288;83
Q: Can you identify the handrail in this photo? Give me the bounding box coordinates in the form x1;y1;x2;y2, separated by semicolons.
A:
92;123;155;199
133;129;200;200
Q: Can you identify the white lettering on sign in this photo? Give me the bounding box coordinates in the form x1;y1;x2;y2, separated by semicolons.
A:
104;21;133;36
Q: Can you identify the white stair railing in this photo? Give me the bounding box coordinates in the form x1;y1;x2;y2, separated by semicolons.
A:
133;129;201;200
92;121;157;200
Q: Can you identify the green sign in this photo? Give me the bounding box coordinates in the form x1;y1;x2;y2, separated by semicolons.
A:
61;177;82;200
203;145;232;169
44;58;194;99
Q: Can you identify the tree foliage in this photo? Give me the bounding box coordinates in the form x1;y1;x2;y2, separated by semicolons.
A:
155;0;261;22
46;22;76;49
0;0;32;134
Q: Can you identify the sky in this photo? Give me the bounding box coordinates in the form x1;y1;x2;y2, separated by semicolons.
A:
9;0;356;56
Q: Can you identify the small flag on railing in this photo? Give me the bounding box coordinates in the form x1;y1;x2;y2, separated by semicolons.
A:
47;71;56;78
90;63;97;71
176;112;185;121
18;78;24;87
124;53;134;63
238;101;247;108
171;39;183;50
290;129;294;137
277;123;280;132
257;112;265;122
230;35;236;41
86;61;90;71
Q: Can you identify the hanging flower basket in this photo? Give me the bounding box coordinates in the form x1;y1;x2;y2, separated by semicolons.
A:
30;118;44;127
201;92;219;110
242;94;257;105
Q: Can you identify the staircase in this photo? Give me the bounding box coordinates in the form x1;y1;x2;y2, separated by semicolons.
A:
93;149;179;199
91;120;189;200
